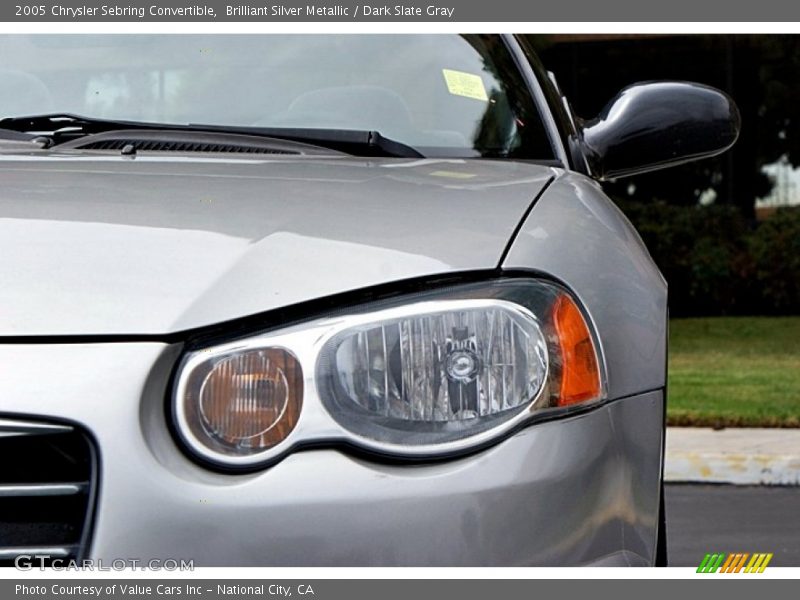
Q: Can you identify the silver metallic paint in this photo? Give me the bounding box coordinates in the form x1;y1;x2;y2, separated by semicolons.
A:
0;342;662;566
0;149;664;565
503;171;668;400
0;154;552;335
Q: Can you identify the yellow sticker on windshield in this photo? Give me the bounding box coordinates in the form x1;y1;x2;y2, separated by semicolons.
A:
442;69;488;102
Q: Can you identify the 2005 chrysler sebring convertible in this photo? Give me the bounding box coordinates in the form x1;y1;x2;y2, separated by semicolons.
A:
0;34;738;567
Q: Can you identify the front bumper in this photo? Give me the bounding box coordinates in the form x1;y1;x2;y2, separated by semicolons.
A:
0;343;663;566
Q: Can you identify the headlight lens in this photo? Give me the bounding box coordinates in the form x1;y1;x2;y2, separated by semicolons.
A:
176;347;303;460
317;300;548;445
172;279;603;469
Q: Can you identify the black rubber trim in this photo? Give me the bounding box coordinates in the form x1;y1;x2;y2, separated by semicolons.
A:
503;34;570;167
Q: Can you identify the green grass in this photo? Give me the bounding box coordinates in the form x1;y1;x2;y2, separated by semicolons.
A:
667;317;800;427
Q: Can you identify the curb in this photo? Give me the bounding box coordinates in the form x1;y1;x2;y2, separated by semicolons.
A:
664;427;800;485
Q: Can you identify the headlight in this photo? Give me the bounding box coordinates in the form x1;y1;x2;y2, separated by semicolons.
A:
178;348;303;458
317;299;548;446
173;279;604;470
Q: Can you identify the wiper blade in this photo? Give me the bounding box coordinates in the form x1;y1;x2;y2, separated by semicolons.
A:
0;113;424;159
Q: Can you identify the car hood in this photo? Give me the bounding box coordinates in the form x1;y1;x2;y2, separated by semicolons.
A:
0;153;553;336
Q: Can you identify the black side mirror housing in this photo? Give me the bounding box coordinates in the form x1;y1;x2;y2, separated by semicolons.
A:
581;81;740;180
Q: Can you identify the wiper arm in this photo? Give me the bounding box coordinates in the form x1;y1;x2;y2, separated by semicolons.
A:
0;113;97;143
189;124;424;159
0;113;424;159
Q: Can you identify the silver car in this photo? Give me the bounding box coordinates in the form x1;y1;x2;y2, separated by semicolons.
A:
0;34;738;567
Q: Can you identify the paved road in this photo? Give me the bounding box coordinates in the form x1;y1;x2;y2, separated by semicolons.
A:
665;484;800;566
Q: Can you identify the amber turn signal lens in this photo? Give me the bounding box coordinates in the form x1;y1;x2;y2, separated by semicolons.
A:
185;347;303;457
552;294;601;406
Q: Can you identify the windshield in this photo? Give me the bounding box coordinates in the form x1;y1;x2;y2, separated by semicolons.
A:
0;34;556;159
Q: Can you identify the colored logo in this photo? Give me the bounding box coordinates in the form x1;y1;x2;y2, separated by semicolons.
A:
697;553;773;573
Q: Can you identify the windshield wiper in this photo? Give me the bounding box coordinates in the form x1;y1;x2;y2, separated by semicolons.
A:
0;113;424;158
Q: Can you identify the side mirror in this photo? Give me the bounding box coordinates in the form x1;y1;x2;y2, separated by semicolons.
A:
581;82;740;180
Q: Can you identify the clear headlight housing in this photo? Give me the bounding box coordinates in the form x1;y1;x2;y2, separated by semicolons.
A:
317;300;548;446
173;279;604;470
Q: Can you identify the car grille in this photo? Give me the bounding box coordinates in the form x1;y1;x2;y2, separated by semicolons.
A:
0;418;97;567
